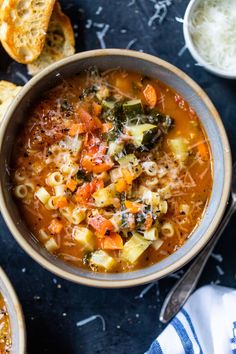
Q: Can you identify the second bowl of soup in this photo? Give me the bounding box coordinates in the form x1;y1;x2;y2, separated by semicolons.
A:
0;50;231;287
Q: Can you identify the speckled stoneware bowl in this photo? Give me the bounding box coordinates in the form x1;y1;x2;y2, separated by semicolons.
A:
0;49;232;288
0;267;25;353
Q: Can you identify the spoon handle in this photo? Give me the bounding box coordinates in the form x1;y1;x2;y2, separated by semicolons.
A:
159;194;236;324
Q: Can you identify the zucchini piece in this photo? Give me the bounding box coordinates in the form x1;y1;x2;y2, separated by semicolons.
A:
92;183;116;207
168;138;188;162
89;250;116;270
72;227;95;251
144;227;159;241
126;124;157;147
121;232;151;263
123;99;143;117
118;154;139;167
118;154;142;180
102;100;115;110
108;140;124;157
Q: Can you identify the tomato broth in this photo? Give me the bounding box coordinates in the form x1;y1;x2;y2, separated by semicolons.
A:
11;68;213;273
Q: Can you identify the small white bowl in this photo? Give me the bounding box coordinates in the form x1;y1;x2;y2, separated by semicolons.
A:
183;0;236;79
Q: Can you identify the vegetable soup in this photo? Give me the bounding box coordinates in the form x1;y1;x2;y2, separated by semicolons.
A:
11;68;213;272
0;293;11;353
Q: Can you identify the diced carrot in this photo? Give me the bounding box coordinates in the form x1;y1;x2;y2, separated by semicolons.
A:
77;107;102;130
124;200;143;213
97;232;123;250
145;214;153;230
143;84;157;108
89;215;114;236
54;196;68;209
68;123;86;136
122;169;133;184
92;102;102;116
101;123;113;133
75;179;104;204
115;178;128;193
66;179;77;192
197;142;208;159
81;155;114;174
48;219;63;234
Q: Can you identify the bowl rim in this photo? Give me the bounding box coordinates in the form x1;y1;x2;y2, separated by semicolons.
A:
0;49;232;288
0;267;26;354
183;0;236;79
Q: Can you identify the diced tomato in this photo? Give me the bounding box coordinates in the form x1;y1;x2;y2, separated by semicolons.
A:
88;215;114;236
81;135;113;173
75;179;104;204
48;219;63;234
77;107;102;131
97;232;123;250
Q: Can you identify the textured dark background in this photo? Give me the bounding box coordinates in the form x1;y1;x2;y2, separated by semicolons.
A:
0;1;236;353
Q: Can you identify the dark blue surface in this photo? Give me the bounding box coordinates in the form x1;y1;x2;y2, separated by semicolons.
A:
0;1;235;353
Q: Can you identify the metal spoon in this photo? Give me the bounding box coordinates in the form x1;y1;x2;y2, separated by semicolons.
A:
159;163;236;324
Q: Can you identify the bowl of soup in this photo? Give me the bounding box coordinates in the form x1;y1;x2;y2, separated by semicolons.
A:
0;267;25;353
0;49;231;287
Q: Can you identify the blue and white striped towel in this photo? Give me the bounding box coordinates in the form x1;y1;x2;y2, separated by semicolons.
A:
146;285;236;354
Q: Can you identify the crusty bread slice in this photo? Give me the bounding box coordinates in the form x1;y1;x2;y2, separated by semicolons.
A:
0;0;56;64
27;2;75;76
0;80;21;122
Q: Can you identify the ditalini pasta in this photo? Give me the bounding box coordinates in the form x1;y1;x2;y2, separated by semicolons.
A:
11;68;212;272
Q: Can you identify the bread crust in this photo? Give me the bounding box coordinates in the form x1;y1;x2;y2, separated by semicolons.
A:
0;0;56;63
27;2;75;76
0;80;21;121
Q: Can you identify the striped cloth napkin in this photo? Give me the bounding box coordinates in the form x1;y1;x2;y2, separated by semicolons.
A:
146;285;236;354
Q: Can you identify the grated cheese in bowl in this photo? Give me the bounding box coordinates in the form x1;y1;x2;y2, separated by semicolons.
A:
184;0;236;78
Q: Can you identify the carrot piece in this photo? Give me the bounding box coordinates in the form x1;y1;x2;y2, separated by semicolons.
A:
197;142;208;159
101;123;113;133
89;215;114;236
48;219;63;234
122;169;133;184
81;156;113;174
124;200;143;213
97;232;123;250
66;179;77;192
143;84;157;108
54;196;68;209
145;214;153;230
115;178;128;193
77;107;102;130
92;102;102;116
68;123;86;136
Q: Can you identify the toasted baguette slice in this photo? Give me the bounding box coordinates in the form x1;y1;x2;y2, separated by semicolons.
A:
27;2;75;76
0;80;21;122
0;0;56;63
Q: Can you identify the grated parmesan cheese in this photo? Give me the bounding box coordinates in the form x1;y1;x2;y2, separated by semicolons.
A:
189;0;236;72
